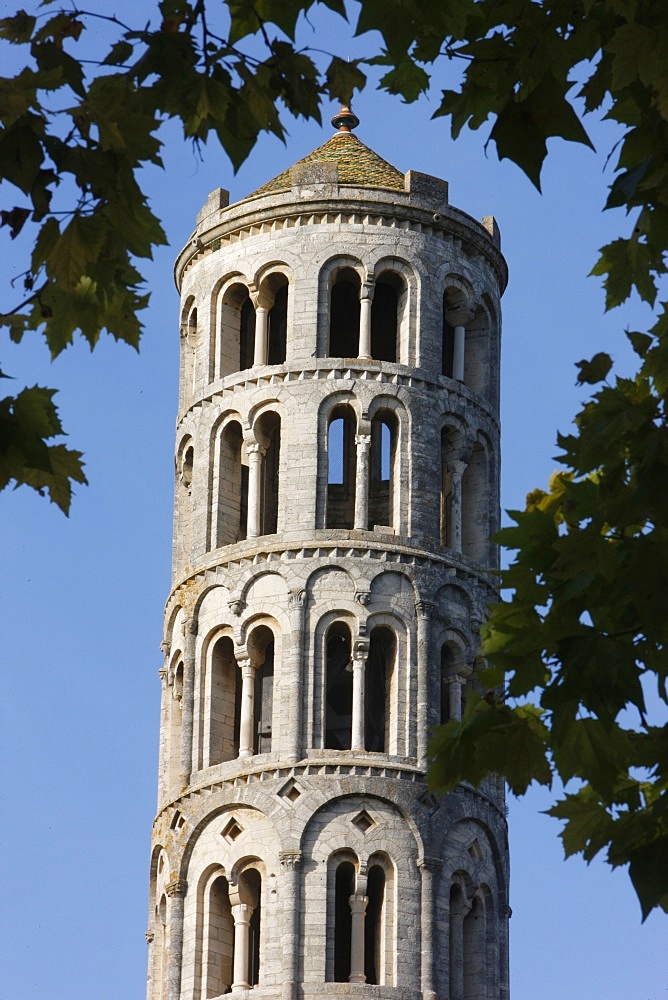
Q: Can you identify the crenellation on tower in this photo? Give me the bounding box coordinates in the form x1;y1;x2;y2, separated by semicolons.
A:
149;109;510;1000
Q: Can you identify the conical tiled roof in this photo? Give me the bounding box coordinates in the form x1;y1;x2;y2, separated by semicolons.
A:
250;131;405;197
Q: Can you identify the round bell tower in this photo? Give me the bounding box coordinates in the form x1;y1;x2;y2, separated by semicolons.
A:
147;109;510;1000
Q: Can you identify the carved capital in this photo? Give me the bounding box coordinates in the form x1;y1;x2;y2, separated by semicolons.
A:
279;850;303;869
165;877;187;898
354;433;371;452
288;588;307;610
352;639;369;659
360;280;375;301
247;442;266;459
417;856;443;874
228;595;245;616
415;599;435;620
159;667;168;684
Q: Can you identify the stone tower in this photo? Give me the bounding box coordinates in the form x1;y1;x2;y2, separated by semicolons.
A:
147;107;510;1000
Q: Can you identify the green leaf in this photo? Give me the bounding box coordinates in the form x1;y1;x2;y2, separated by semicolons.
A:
325;56;366;105
575;352;613;385
0;385;87;513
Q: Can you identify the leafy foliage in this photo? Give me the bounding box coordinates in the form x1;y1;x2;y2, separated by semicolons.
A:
1;0;667;914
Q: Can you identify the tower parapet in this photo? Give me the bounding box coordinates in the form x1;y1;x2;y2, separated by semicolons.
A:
148;111;510;1000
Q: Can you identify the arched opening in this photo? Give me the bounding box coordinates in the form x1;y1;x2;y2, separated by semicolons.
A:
256;411;281;535
240;297;256;370
329;268;361;358
325;622;353;750
365;626;395;752
207;636;241;765
242;868;262;987
267;281;288;365
441;643;455;724
333;861;355;982
326;404;356;529
168;661;183;789
371;273;402;362
205;874;234;996
440;426;464;548
176;438;194;568
216;420;249;546
463;895;486;1000
465;305;491;399
442;285;470;381
154;893;167;1000
218;282;255;378
369;411;398;530
462;441;488;564
449;883;466;1000
364;863;386;985
249;626;274;754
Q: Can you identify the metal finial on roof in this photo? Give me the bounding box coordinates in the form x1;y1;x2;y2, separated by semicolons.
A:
331;103;360;133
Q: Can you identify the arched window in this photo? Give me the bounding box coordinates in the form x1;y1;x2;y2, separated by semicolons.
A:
442;285;470;381
333;860;355;982
240;297;256;370
371;273;402;362
329;269;361;357
364;863;386;984
267;281;288;365
365;626;395;753
325;622;353;750
155;893;167;1000
463;895;486;999
327;405;357;529
176;438;194;569
449;883;466;1000
440;426;464;548
229;867;262;989
441;642;466;725
204;874;234;996
256;411;281;535
218;282;255;378
369;410;398;530
168;660;183;789
244;869;262;987
249;626;274;754
206;636;241;766
462;441;488;564
215;420;249;547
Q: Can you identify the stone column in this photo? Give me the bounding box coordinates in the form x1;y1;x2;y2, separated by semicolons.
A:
158;643;170;802
238;657;256;758
254;305;268;366
180;617;197;783
448;673;465;722
348;893;368;983
350;641;368;751
279;851;303;1000
246;443;266;538
354;434;371;530
449;459;467;553
418;857;441;1000
285;590;306;761
231;902;253;990
453;325;465;381
145;930;154;1000
500;903;512;1000
415;600;435;765
358;281;374;359
165;877;187;1000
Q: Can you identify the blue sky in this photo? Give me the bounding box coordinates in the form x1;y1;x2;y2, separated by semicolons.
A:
0;4;665;998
